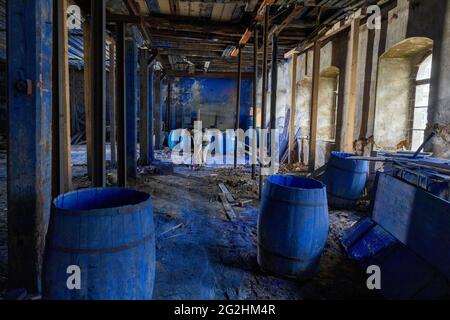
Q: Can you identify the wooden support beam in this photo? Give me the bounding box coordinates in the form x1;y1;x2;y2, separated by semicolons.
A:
107;13;244;36
109;42;117;166
7;0;53;291
344;17;361;153
234;46;243;169
166;79;172;131
259;6;270;199
251;26;259;180
289;53;298;164
91;0;106;187
154;70;162;150
139;49;150;165
148;66;155;162
83;17;93;180
308;41;321;171
116;22;127;187
52;0;72;196
125;38;138;179
270;34;278;132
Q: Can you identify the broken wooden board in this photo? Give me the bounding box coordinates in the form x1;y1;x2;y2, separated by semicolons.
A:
218;183;235;203
219;193;236;221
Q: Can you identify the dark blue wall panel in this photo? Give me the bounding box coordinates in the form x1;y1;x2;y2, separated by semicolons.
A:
162;77;252;131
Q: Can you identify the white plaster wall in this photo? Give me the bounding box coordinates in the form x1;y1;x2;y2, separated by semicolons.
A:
373;58;412;149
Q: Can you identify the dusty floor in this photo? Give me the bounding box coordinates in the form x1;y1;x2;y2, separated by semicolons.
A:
0;143;381;300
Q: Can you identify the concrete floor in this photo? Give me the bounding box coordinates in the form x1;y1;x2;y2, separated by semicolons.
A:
0;145;382;299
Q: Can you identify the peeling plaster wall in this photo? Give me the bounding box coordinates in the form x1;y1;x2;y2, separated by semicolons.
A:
256;0;449;162
374;58;412;148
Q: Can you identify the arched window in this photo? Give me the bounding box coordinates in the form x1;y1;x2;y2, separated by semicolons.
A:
411;54;432;150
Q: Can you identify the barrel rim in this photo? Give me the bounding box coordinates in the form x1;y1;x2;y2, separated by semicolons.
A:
330;151;357;158
53;187;152;216
267;174;325;191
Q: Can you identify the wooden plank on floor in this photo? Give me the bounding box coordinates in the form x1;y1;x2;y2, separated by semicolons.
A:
219;193;237;221
218;183;235;203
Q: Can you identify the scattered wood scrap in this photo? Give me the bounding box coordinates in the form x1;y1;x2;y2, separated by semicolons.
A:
306;164;327;179
218;183;236;203
219;193;236;221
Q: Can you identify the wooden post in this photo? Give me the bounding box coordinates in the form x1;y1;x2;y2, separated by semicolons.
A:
116;22;127;187
125;38;138;179
270;34;278;134
259;6;270;199
308;41;321;171
52;0;72;196
83;18;93;180
148;66;155;161
91;0;106;187
154;70;162;150
7;0;53;291
251;26;259;179
234;46;242;168
344;17;361;152
109;42;117;166
166;78;172;132
139;49;150;165
288;53;298;164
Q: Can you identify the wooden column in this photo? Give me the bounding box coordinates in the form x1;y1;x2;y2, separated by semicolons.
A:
52;0;72;196
139;49;150;165
116;22;127;187
288;53;298;164
270;34;278;132
83;18;93;179
234;46;242;168
91;0;106;187
109;42;117;166
125;38;138;179
308;41;321;171
251;26;259;179
259;6;270;199
154;70;162;150
148;66;155;161
166;78;172;131
7;0;53;291
344;17;361;152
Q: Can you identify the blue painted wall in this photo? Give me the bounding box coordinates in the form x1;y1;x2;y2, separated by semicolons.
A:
161;77;253;131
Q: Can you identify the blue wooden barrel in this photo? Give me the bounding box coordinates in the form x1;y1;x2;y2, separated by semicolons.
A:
43;188;155;300
323;151;369;209
168;130;179;149
258;175;329;280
